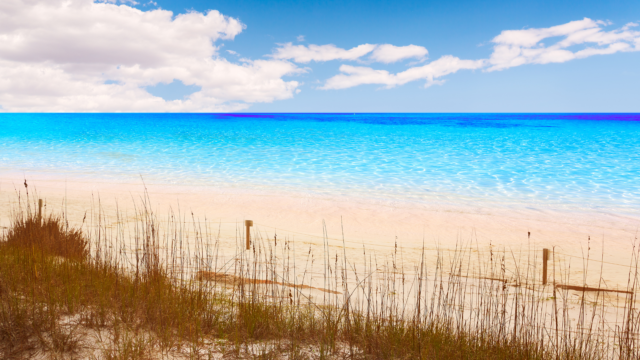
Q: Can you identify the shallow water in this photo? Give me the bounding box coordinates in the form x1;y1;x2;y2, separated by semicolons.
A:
1;113;639;216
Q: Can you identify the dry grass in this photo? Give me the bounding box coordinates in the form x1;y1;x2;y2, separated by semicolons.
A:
4;214;88;261
0;191;638;359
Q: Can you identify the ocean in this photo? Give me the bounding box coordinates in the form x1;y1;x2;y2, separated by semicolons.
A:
2;113;639;218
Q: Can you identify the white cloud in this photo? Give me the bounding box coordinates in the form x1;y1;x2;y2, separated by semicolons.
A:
488;17;640;71
98;0;139;4
369;44;428;63
272;43;429;64
271;43;377;63
296;35;305;42
322;56;485;89
0;0;303;112
319;18;640;90
1;3;638;109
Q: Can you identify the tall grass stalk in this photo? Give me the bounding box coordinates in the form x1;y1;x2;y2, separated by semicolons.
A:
0;191;638;359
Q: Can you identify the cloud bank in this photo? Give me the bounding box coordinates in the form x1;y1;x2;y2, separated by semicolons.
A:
0;1;638;112
488;18;640;71
0;0;303;112
318;18;640;90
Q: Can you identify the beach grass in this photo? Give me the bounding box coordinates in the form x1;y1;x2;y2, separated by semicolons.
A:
0;192;638;359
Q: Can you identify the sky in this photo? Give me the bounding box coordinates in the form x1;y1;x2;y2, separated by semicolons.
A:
0;0;639;112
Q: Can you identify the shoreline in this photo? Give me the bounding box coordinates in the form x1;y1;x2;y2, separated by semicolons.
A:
2;172;639;290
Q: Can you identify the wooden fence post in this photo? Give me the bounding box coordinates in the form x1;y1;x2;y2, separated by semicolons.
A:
38;199;43;222
542;248;549;285
245;220;253;250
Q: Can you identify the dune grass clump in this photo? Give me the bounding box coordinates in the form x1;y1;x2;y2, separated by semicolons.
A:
4;214;88;261
0;216;87;358
0;194;638;359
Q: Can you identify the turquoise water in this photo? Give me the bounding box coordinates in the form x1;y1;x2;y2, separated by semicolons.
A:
1;113;639;215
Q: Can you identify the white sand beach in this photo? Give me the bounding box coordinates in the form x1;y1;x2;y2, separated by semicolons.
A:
2;171;638;291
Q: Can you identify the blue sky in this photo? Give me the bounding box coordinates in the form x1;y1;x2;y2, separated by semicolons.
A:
0;0;638;112
158;0;640;112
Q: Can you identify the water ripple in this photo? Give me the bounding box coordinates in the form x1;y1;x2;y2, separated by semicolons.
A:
1;113;639;215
